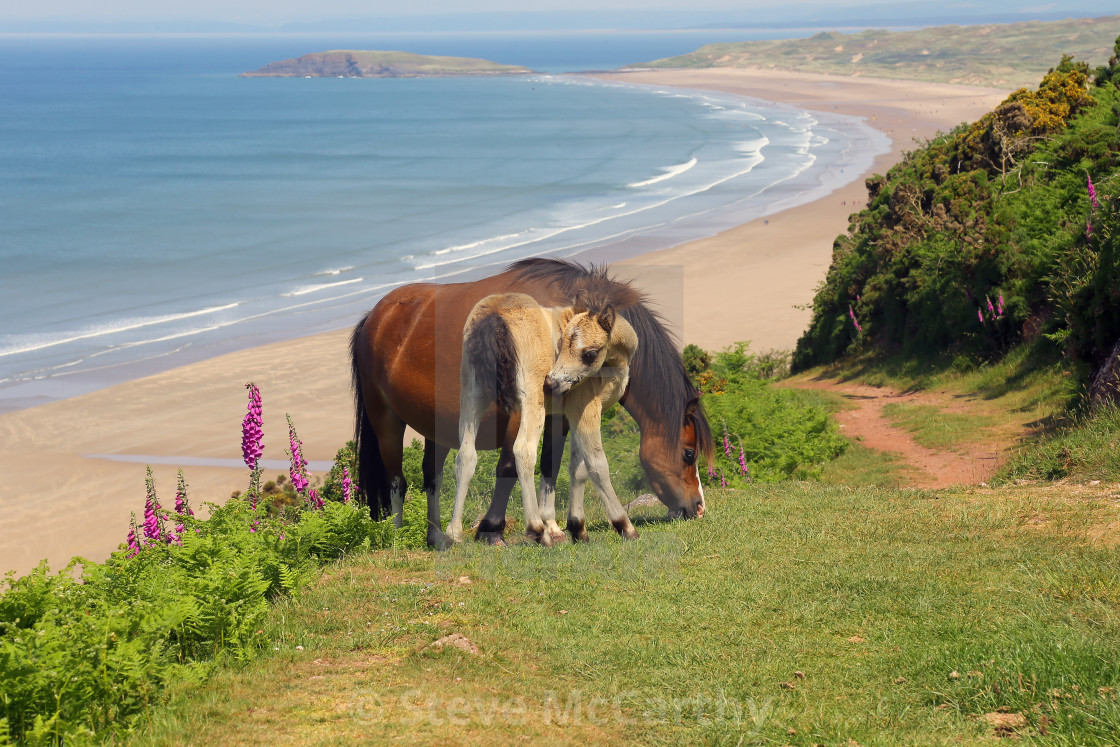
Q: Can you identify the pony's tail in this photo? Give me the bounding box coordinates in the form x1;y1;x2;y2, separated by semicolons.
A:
351;317;391;521
464;311;519;411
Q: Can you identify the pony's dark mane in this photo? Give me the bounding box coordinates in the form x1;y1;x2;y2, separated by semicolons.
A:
508;258;714;460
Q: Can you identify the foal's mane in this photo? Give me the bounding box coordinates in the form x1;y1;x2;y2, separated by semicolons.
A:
508;258;714;460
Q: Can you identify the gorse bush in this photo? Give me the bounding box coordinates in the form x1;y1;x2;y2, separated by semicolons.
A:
794;48;1120;390
0;384;422;744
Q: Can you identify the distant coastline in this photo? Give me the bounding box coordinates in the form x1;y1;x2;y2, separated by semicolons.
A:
242;49;533;78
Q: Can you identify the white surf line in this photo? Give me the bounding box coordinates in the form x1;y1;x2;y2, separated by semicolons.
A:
0;302;241;359
628;157;698;188
283;277;364;297
85;454;334;472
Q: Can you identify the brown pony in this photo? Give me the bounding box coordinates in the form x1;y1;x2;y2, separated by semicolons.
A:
350;258;714;546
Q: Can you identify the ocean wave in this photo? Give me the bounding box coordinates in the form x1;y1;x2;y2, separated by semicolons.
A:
734;135;770;155
313;266;354;277
628;157;698;188
0;302;241;359
282;277;364;297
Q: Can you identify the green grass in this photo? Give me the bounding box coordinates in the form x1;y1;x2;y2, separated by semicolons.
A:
818;441;919;488
129;481;1120;745
999;402;1120;483
881;402;997;451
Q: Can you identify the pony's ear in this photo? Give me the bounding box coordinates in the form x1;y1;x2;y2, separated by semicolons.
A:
684;396;700;419
572;290;591;312
596;304;615;334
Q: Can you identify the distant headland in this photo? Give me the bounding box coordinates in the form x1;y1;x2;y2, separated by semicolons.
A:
241;50;533;78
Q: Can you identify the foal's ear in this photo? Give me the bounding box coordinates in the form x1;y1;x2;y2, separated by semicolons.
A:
596;304;615;334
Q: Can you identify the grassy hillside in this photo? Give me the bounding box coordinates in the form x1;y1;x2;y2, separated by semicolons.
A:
134;481;1120;744
793;49;1120;403
629;15;1120;88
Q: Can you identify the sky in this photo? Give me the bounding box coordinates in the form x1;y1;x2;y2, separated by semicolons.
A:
1;0;1100;24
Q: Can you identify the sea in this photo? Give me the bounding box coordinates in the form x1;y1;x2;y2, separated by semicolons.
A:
0;31;890;412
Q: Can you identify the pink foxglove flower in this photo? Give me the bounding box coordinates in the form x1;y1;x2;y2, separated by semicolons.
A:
143;466;162;543
126;515;141;558
1088;174;1099;209
738;445;748;477
997;294;1005;318
342;466;353;504
242;383;264;470
848;305;862;333
978;308;984;323
287;414;323;509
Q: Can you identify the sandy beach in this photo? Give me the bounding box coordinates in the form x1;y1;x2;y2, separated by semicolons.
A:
0;68;1009;577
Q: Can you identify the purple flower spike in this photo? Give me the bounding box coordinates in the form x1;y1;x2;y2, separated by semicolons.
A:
722;432;732;458
986;296;995;317
126;515;141;558
738;445;748;477
997;294;1005;318
242;383;264;471
143;466;161;543
287;414;322;509
1088;174;1099;210
848;305;862;333
978;308;984;324
342;467;353;504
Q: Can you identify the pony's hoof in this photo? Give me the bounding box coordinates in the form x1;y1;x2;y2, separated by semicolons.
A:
612;518;639;540
623;528;640;541
571;529;590;542
527;524;547;545
476;531;506;546
429;532;456;551
546;527;567;545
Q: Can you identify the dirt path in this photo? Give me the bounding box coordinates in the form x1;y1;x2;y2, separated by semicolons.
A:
790;379;1028;488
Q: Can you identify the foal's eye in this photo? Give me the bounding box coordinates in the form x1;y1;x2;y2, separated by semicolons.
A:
581;349;600;365
683;449;696;465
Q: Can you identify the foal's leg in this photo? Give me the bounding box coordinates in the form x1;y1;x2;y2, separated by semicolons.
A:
567;438;591;542
423;439;452;549
569;397;639;540
513;396;550;545
537;413;569;545
449;384;488;544
475;412;520;546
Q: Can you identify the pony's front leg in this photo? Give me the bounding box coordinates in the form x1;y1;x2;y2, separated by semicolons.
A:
423;439;452;549
537;414;569;546
513;405;553;545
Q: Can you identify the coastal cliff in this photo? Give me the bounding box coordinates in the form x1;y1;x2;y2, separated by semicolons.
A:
242;50;533;78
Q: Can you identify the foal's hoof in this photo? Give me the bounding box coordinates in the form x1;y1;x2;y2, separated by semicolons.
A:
546;526;568;546
567;518;589;543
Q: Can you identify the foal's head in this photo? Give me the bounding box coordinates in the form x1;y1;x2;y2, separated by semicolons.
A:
544;299;626;396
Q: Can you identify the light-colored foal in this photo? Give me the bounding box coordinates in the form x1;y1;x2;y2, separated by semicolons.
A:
447;292;639;546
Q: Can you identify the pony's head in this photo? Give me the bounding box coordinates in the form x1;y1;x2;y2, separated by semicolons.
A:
545;296;633;396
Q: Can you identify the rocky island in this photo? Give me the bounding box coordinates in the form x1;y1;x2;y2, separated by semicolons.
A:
242;50;533;78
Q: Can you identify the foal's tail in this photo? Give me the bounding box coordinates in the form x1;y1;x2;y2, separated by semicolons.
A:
464;311;519;411
351;316;392;521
